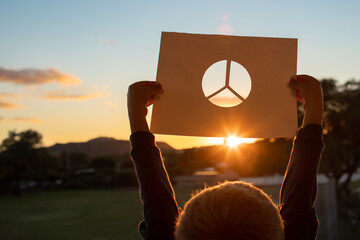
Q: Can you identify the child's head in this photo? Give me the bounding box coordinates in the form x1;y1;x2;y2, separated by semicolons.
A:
175;181;284;240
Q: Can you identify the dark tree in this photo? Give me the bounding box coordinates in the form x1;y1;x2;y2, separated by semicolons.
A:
320;79;360;197
68;152;90;174
90;156;116;169
0;130;43;196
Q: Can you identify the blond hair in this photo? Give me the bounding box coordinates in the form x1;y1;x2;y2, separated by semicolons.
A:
175;181;284;240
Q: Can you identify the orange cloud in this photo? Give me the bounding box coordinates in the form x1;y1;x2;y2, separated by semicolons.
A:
209;96;242;107
0;92;20;99
12;117;42;123
0;100;22;109
0;117;42;123
0;66;81;86
45;90;110;101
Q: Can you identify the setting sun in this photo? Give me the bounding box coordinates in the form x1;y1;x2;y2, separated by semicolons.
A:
226;136;257;147
207;136;257;147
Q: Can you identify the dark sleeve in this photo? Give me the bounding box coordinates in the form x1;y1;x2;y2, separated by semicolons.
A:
280;124;324;240
130;131;179;240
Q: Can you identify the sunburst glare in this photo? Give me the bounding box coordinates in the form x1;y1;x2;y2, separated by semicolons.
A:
226;136;257;147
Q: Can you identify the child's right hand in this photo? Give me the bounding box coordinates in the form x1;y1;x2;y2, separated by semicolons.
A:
288;75;324;127
127;81;163;118
127;81;164;133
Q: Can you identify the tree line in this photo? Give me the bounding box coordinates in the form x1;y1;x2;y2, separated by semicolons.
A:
0;130;139;196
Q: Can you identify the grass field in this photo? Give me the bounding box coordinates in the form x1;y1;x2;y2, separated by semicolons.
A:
0;187;358;240
0;188;197;240
0;190;142;240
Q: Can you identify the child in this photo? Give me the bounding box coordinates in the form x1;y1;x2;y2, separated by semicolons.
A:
127;75;324;240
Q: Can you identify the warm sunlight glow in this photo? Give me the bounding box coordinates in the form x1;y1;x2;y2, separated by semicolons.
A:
208;137;225;145
226;136;257;147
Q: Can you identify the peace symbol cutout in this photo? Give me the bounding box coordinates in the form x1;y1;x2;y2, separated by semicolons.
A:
202;60;252;107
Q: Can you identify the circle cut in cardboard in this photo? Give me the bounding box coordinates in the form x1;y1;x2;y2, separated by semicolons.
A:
202;60;252;107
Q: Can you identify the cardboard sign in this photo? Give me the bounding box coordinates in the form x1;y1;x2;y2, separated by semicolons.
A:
150;32;297;138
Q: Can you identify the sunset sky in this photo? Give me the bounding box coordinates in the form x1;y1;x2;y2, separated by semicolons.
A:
1;0;359;149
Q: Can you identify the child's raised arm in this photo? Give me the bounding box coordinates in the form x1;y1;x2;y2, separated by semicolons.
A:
280;75;324;240
127;81;178;240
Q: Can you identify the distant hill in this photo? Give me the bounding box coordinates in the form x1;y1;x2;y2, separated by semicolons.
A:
48;137;175;158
